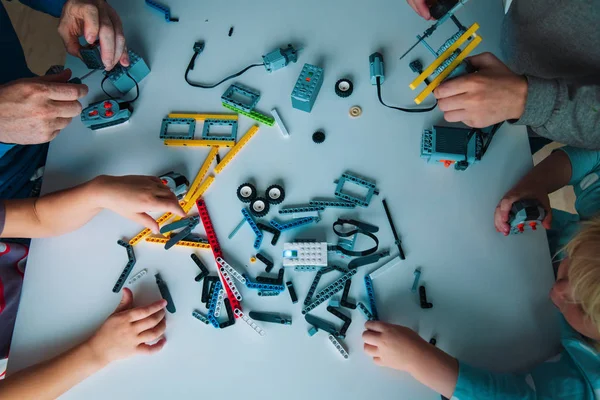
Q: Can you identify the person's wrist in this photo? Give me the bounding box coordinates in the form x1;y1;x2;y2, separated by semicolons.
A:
80;338;111;372
87;175;114;210
509;75;528;120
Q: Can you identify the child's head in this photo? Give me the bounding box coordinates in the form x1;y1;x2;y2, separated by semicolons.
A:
550;218;600;341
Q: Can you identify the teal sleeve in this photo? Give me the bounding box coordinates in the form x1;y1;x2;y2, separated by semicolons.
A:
452;362;536;400
556;146;600;186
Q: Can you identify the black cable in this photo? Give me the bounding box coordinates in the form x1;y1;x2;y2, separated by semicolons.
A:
184;50;263;89
100;69;140;103
376;76;437;113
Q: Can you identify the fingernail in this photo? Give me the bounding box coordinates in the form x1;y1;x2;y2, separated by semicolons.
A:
86;34;95;43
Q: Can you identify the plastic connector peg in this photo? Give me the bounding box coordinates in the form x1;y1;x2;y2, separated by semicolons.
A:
193;41;205;54
369;52;385;85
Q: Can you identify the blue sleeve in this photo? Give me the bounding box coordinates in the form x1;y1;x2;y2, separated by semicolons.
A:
556;146;600;186
452;362;536;400
17;0;66;18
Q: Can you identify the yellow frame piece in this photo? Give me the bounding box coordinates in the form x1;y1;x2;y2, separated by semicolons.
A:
183;147;218;204
128;206;181;246
413;35;481;104
163;139;235;148
214;125;260;174
183;176;215;213
145;237;211;249
167;113;237;121
409;23;480;90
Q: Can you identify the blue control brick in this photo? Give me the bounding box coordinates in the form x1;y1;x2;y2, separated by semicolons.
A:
291;64;323;113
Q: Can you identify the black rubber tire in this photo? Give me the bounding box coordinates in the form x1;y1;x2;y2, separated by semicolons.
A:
265;184;285;204
237;183;257;203
334;78;353;98
312;131;326;144
250;197;270;217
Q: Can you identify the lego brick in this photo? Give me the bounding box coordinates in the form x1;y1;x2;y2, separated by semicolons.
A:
302;270;357;315
279;206;324;215
202;276;218;304
168;113;237;121
145;0;178;22
214;125;260;174
155;273;176;313
307;326;319;337
160;118;196;140
334;172;379;208
341;279;357;310
234;309;266;336
411;268;422;293
256;222;281;246
286;281;298;304
293;266;321;272
213;288;225;317
249;311;291;325
218;265;243;302
327;306;352;336
364;276;379;320
183;235;209;244
420;286;433;309
104;50;150;93
222;102;275;126
262;44;299;73
291;63;324;113
228;218;246;239
255;275;279;284
348;250;390;270
508;199;546;234
328;334;349;359
129;208;182;246
304;314;340;337
160;216;199;235
183;177;215;215
164;225;194;250
221;84;260;112
219;298;235;329
270;108;289;137
336;235;357;257
243;274;285;292
382;199;406;260
79;42;103;69
112;240;136;293
207;280;223;328
163;139;235;147
283;242;328;267
258;290;282;297
255;252;274;273
191;254;209;282
127;268;147;286
303;266;335;306
241;209;264;250
309;200;356;209
144;236;211;250
216;257;247;284
270;217;319;233
201;118;238;141
329;298;341;308
369;255;401;280
357;302;374;321
192;310;210;325
81;99;132;131
184;147;219;204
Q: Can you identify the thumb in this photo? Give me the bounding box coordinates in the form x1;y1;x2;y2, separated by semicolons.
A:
466;52;501;70
40;69;72;83
114;288;133;313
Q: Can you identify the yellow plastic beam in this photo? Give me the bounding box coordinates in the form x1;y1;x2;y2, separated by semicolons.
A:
145;237;211;249
183;147;219;204
413;35;482;104
163;139;235;148
128;209;178;246
183;175;215;212
214;125;260;174
409;23;480;90
167;113;237;121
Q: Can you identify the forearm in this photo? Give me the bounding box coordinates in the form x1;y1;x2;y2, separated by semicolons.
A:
0;341;106;400
2;177;104;238
407;340;459;398
511;150;572;195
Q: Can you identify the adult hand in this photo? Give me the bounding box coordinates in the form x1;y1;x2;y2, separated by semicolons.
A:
494;188;552;235
0;70;87;145
406;0;433;20
435;53;528;128
58;0;130;71
91;175;187;233
362;321;427;372
86;288;167;366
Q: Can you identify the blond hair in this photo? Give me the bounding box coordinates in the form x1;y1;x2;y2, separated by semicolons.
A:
565;217;600;338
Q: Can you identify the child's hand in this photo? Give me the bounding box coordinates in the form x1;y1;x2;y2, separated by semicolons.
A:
86;288;168;366
406;0;433;20
494;188;552;235
362;321;427;372
91;175;186;233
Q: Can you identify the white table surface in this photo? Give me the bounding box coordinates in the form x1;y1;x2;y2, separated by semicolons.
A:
8;0;561;399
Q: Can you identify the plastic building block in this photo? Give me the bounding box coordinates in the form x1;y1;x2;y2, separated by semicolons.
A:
216;257;247;284
183;177;215;213
191;254;209;282
79;41;103;69
302;270;357;315
256;222;280;245
128;268;147;286
241;209;264;250
266;183;285;205
163;139;235;148
258;290;281;297
255;252;274;273
234;309;266;336
213;288;224;317
308;326;319;337
294;266;321;272
368;255;401;280
184;147;219;204
286;281;298;304
243;274;285;292
303;266;335;306
309;200;356;209
164;217;200;250
508;199;546;234
219;298;236;329
340;279;356;309
144;236;211;250
381;199;406;260
270;108;289;137
228;218;246;240
276;268;284;285
270;217;319;233
81;99;132;130
168;113;238;121
327;306;352;336
160;118;196;140
279;206;325;215
291;63;324;113
222;102;275;126
419;286;433;309
103;49;150;94
348;250;390;270
160;216;199;235
369;52;385;85
159;171;189;200
304;314;341;337
155;273;176;313
207;280;223;328
113;240;136;293
329;298;341;308
249;311;292;325
411;268;422;293
221;84;260;113
357;302;374;321
202;276;218;304
328;334;349;359
336;235;357;257
364;276;379;320
180;235;209;244
145;0;178;21
201;118;238;142
255;275;279;284
192;310;210;325
130;211;177;245
334;172;379;208
214;125;260;174
262;44;299;73
218;264;243;302
283;242;328;267
420;125;484;170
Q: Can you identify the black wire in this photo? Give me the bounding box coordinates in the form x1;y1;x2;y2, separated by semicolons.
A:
100;69;140;103
376;76;437;113
184;51;264;89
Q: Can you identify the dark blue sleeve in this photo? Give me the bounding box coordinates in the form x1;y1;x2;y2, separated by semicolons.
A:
17;0;67;18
